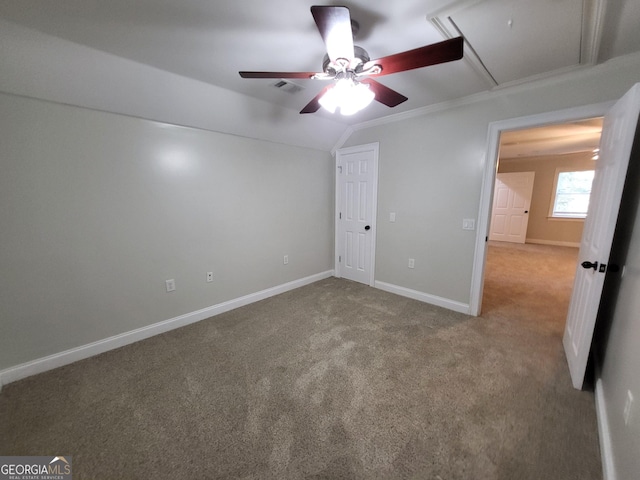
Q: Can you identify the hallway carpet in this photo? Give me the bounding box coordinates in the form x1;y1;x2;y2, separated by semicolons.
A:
1;242;601;479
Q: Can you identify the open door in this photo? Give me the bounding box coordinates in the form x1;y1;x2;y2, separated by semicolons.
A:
563;83;640;389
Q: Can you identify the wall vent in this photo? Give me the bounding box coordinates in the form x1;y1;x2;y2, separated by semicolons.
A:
272;80;304;94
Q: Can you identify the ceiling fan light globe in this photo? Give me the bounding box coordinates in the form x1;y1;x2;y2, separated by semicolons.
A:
318;86;338;113
354;82;375;108
339;82;375;116
320;77;351;114
319;77;375;116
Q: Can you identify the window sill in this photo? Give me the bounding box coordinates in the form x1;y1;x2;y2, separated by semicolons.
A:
547;216;586;222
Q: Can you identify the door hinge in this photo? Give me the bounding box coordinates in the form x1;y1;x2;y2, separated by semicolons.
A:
339;255;341;262
339;212;342;219
338;165;343;173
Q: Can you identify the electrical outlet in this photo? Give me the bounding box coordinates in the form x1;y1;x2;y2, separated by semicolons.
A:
206;272;213;283
283;255;289;265
624;390;634;426
165;279;176;292
408;258;415;269
390;212;396;222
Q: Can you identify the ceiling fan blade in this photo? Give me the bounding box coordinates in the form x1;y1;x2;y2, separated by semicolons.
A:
300;84;334;114
360;79;408;108
311;5;354;63
239;71;319;79
362;37;464;76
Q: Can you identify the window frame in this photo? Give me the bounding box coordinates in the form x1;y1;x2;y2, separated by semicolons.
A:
548;167;595;220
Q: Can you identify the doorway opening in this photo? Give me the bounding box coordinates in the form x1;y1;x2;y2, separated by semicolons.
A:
489;119;603;247
469;102;612;317
482;118;603;325
472;85;640;391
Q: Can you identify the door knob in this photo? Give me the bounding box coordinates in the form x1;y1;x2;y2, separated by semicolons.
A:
581;261;598;271
364;225;371;231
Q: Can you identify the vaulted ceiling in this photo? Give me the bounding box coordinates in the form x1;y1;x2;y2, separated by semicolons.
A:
1;0;639;127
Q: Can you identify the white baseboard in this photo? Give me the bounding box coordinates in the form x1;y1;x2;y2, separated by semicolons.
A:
0;270;334;389
374;281;470;314
595;376;617;480
526;238;581;248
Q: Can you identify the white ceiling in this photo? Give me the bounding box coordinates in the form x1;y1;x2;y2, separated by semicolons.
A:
499;117;603;159
0;0;638;127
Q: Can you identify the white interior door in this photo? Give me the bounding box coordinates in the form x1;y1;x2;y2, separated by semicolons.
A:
489;172;535;243
336;143;378;286
563;83;640;389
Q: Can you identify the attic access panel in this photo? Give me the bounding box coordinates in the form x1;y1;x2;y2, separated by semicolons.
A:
431;0;584;86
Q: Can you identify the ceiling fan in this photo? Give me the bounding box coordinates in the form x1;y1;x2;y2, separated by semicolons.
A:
239;5;464;116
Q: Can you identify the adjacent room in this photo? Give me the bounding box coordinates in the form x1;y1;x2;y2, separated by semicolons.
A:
1;1;640;478
483;119;603;318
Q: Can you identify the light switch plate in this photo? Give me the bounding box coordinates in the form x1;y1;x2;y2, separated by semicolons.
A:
462;219;475;230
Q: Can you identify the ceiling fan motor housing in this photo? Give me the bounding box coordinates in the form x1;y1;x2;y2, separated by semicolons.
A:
322;45;371;75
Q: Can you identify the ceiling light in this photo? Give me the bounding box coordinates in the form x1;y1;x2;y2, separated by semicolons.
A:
319;76;375;116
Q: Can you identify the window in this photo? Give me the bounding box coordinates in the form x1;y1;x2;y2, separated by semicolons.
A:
549;169;595;219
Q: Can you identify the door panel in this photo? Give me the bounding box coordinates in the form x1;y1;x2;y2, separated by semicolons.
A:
336;144;379;286
489;172;535;243
563;83;640;389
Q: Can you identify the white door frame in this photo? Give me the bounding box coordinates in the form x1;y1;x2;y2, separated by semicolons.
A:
335;142;379;286
469;101;614;316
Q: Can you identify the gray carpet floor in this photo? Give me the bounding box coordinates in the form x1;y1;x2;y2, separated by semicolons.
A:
0;242;602;479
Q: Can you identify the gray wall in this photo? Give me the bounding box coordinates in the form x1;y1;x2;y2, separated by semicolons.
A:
0;19;346;152
599;187;640;479
498;152;595;246
0;93;334;370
